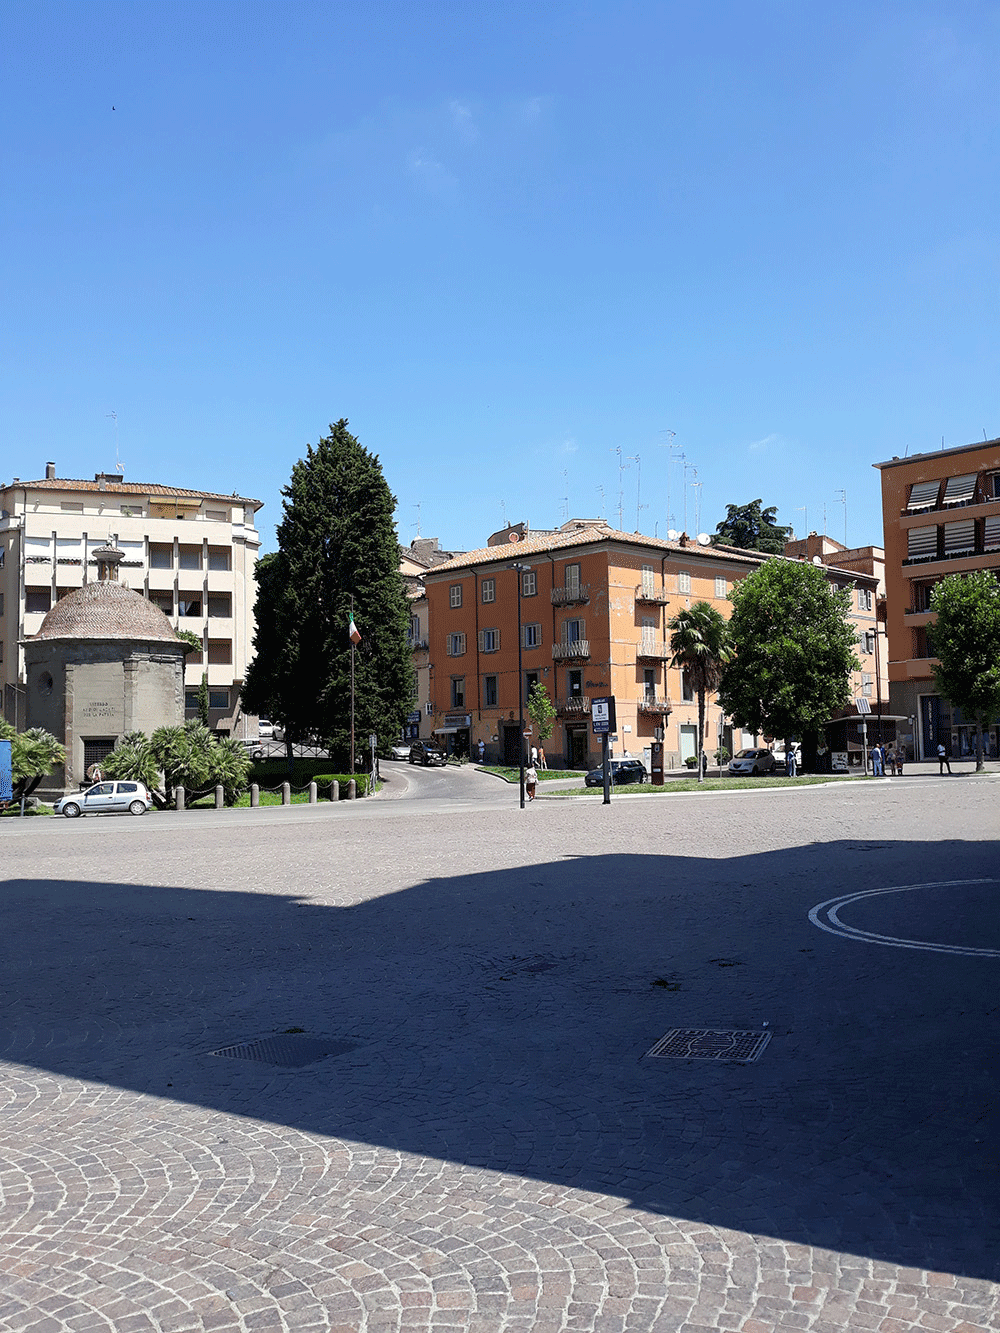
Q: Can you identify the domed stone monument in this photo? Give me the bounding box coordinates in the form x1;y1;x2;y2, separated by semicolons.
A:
24;544;186;792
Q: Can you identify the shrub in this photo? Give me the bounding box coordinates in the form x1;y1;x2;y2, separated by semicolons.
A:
312;772;373;797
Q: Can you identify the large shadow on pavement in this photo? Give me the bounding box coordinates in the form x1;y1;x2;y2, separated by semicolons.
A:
1;838;998;1279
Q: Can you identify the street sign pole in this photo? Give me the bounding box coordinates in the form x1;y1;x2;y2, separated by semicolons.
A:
591;696;616;805
602;732;610;805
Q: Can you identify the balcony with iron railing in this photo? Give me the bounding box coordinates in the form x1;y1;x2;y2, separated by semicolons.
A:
551;583;590;606
635;638;671;660
634;584;669;604
637;691;672;715
556;696;591;716
551;639;590;660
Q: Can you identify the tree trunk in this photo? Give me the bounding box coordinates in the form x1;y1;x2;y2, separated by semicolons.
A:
976;720;985;772
697;691;706;784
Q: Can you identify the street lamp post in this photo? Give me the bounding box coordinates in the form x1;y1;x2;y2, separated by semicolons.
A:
510;562;528;809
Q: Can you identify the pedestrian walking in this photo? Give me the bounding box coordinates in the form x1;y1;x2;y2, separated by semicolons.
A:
477;738;485;764
786;746;797;777
937;742;952;774
525;764;538;801
869;743;883;776
530;745;538;765
877;742;887;775
537;745;547;769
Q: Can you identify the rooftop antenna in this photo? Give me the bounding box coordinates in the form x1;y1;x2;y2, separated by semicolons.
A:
613;446;631;529
691;478;703;534
941;435;945;450
834;489;847;547
628;453;643;529
596;484;606;518
412;501;422;537
822;502;827;536
683;461;697;534
106;411;123;474
665;436;683;532
985;428;989;441
796;505;807;540
500;498;508;528
561;469;569;523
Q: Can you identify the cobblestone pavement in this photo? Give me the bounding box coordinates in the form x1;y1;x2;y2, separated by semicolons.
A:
1;776;998;1331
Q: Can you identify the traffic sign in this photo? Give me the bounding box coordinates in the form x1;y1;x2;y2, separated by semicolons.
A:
592;696;616;735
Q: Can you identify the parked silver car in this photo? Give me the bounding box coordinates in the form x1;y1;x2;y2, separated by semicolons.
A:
54;781;153;817
727;748;776;776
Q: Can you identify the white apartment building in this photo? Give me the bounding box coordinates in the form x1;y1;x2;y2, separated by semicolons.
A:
0;465;262;736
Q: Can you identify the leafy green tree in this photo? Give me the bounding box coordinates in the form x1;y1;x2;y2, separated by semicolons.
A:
175;628;202;656
0;721;66;799
930;570;1000;772
242;419;414;767
132;719;251;807
718;560;859;766
667;602;733;784
712;500;791;554
527;681;557;743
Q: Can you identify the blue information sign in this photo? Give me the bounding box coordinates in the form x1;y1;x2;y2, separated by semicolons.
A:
0;739;12;804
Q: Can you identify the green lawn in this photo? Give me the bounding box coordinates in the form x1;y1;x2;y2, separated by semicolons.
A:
476;766;583;783
548;774;865;796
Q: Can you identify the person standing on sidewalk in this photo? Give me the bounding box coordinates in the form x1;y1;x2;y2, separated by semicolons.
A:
525;764;538;801
538;746;547;770
870;743;883;777
937;742;952;774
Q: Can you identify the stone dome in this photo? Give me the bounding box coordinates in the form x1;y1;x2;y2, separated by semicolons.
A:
33;580;183;643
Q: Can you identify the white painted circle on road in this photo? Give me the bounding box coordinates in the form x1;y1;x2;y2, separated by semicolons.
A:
808;879;1000;956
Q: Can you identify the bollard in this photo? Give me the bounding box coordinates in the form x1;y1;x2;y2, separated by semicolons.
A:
281;781;291;805
215;784;224;809
308;781;317;804
175;785;185;812
250;783;259;808
330;780;339;803
347;779;356;800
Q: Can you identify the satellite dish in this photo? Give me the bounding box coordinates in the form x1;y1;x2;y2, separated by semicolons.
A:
697;532;711;546
667;529;679;541
812;555;822;565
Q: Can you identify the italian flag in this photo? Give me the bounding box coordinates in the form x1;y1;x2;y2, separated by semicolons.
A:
348;613;361;645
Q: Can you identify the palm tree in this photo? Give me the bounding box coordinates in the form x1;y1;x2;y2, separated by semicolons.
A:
0;721;66;799
668;601;734;784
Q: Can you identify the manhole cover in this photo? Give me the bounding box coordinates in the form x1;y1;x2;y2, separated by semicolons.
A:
646;1028;771;1063
208;1035;358;1068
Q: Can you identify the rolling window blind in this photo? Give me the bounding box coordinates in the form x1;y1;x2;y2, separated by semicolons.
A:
984;516;1000;551
943;520;975;554
907;526;938;560
906;480;940;511
942;474;976;504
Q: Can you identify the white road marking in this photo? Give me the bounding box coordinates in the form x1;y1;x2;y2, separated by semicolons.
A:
808;879;1000;956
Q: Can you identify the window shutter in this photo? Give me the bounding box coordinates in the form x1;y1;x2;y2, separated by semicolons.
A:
907;526;937;560
459;633;466;655
984;515;1000;551
942;474;976;504
495;628;500;649
943;520;975;554
477;630;485;652
906;480;941;511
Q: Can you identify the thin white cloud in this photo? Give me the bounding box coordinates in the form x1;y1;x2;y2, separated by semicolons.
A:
406;148;457;195
448;100;479;144
748;433;780;454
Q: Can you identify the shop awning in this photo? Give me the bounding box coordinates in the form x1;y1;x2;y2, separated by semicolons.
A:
433;726;464;734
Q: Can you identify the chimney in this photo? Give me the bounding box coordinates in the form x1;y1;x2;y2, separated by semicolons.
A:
46;462;56;480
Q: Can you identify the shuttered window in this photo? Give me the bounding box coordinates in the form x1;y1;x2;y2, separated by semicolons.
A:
446;632;466;656
521;623;542;648
906;480;941;511
984;515;1000;551
907;526;938;560
942;474;976;505
943;520;975;555
478;628;499;652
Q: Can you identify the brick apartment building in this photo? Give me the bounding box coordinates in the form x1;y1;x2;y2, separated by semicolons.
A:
875;437;1000;760
0;465;262;738
423;520;881;771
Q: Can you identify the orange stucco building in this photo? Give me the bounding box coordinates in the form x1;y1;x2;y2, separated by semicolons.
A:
423;521;881;771
875;437;1000;760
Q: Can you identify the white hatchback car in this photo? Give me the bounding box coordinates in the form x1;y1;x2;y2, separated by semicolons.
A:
54;781;153;818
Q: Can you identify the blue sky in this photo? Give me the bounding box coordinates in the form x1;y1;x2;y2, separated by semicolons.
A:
4;1;999;555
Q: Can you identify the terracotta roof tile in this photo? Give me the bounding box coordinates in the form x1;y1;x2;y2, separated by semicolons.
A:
30;581;185;643
7;477;262;507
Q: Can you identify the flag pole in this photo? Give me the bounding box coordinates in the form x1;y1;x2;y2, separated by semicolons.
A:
350;594;355;777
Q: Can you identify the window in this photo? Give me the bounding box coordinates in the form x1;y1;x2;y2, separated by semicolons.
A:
943;519;975;555
408;615;420;644
149;544;172;569
451;677;465;708
715;576;727;599
526;670;540;695
479;628;500;652
942;474;976;506
566;669;581;697
864;631;875;655
446;632;466;656
149;592;173;615
682;668;694;702
985;515;1000;552
208;547;230;571
678;570;691;594
208;594;231;618
209;689;229;709
205;508;228;522
179;546;202;570
120;504;140;517
178;597;202;617
449;584;463;608
990;473;1000;499
185;689;199;710
862;672;873;698
906;480;941;512
60;501;84;513
484;675;498;707
207;639;232;665
25;588;51;613
641;564;655;596
0;593;4;616
481;578;495;603
857;588;872;611
522;569;536;596
565;563;581;596
643;667;655;701
522;622;542;648
907;526;938;561
563;618;583;643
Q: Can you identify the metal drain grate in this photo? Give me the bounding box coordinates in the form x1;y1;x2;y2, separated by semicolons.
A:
646;1028;771;1063
209;1035;358;1068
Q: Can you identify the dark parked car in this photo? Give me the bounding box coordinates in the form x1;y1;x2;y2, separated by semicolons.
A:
409;739;447;766
584;757;647;787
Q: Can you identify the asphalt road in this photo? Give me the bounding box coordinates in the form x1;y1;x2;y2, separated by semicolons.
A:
0;772;997;1331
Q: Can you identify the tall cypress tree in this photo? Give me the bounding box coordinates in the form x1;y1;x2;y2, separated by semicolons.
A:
243;420;414;766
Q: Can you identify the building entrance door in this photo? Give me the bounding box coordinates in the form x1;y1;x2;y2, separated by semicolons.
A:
567;725;589;769
503;724;522;766
679;724;697;763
